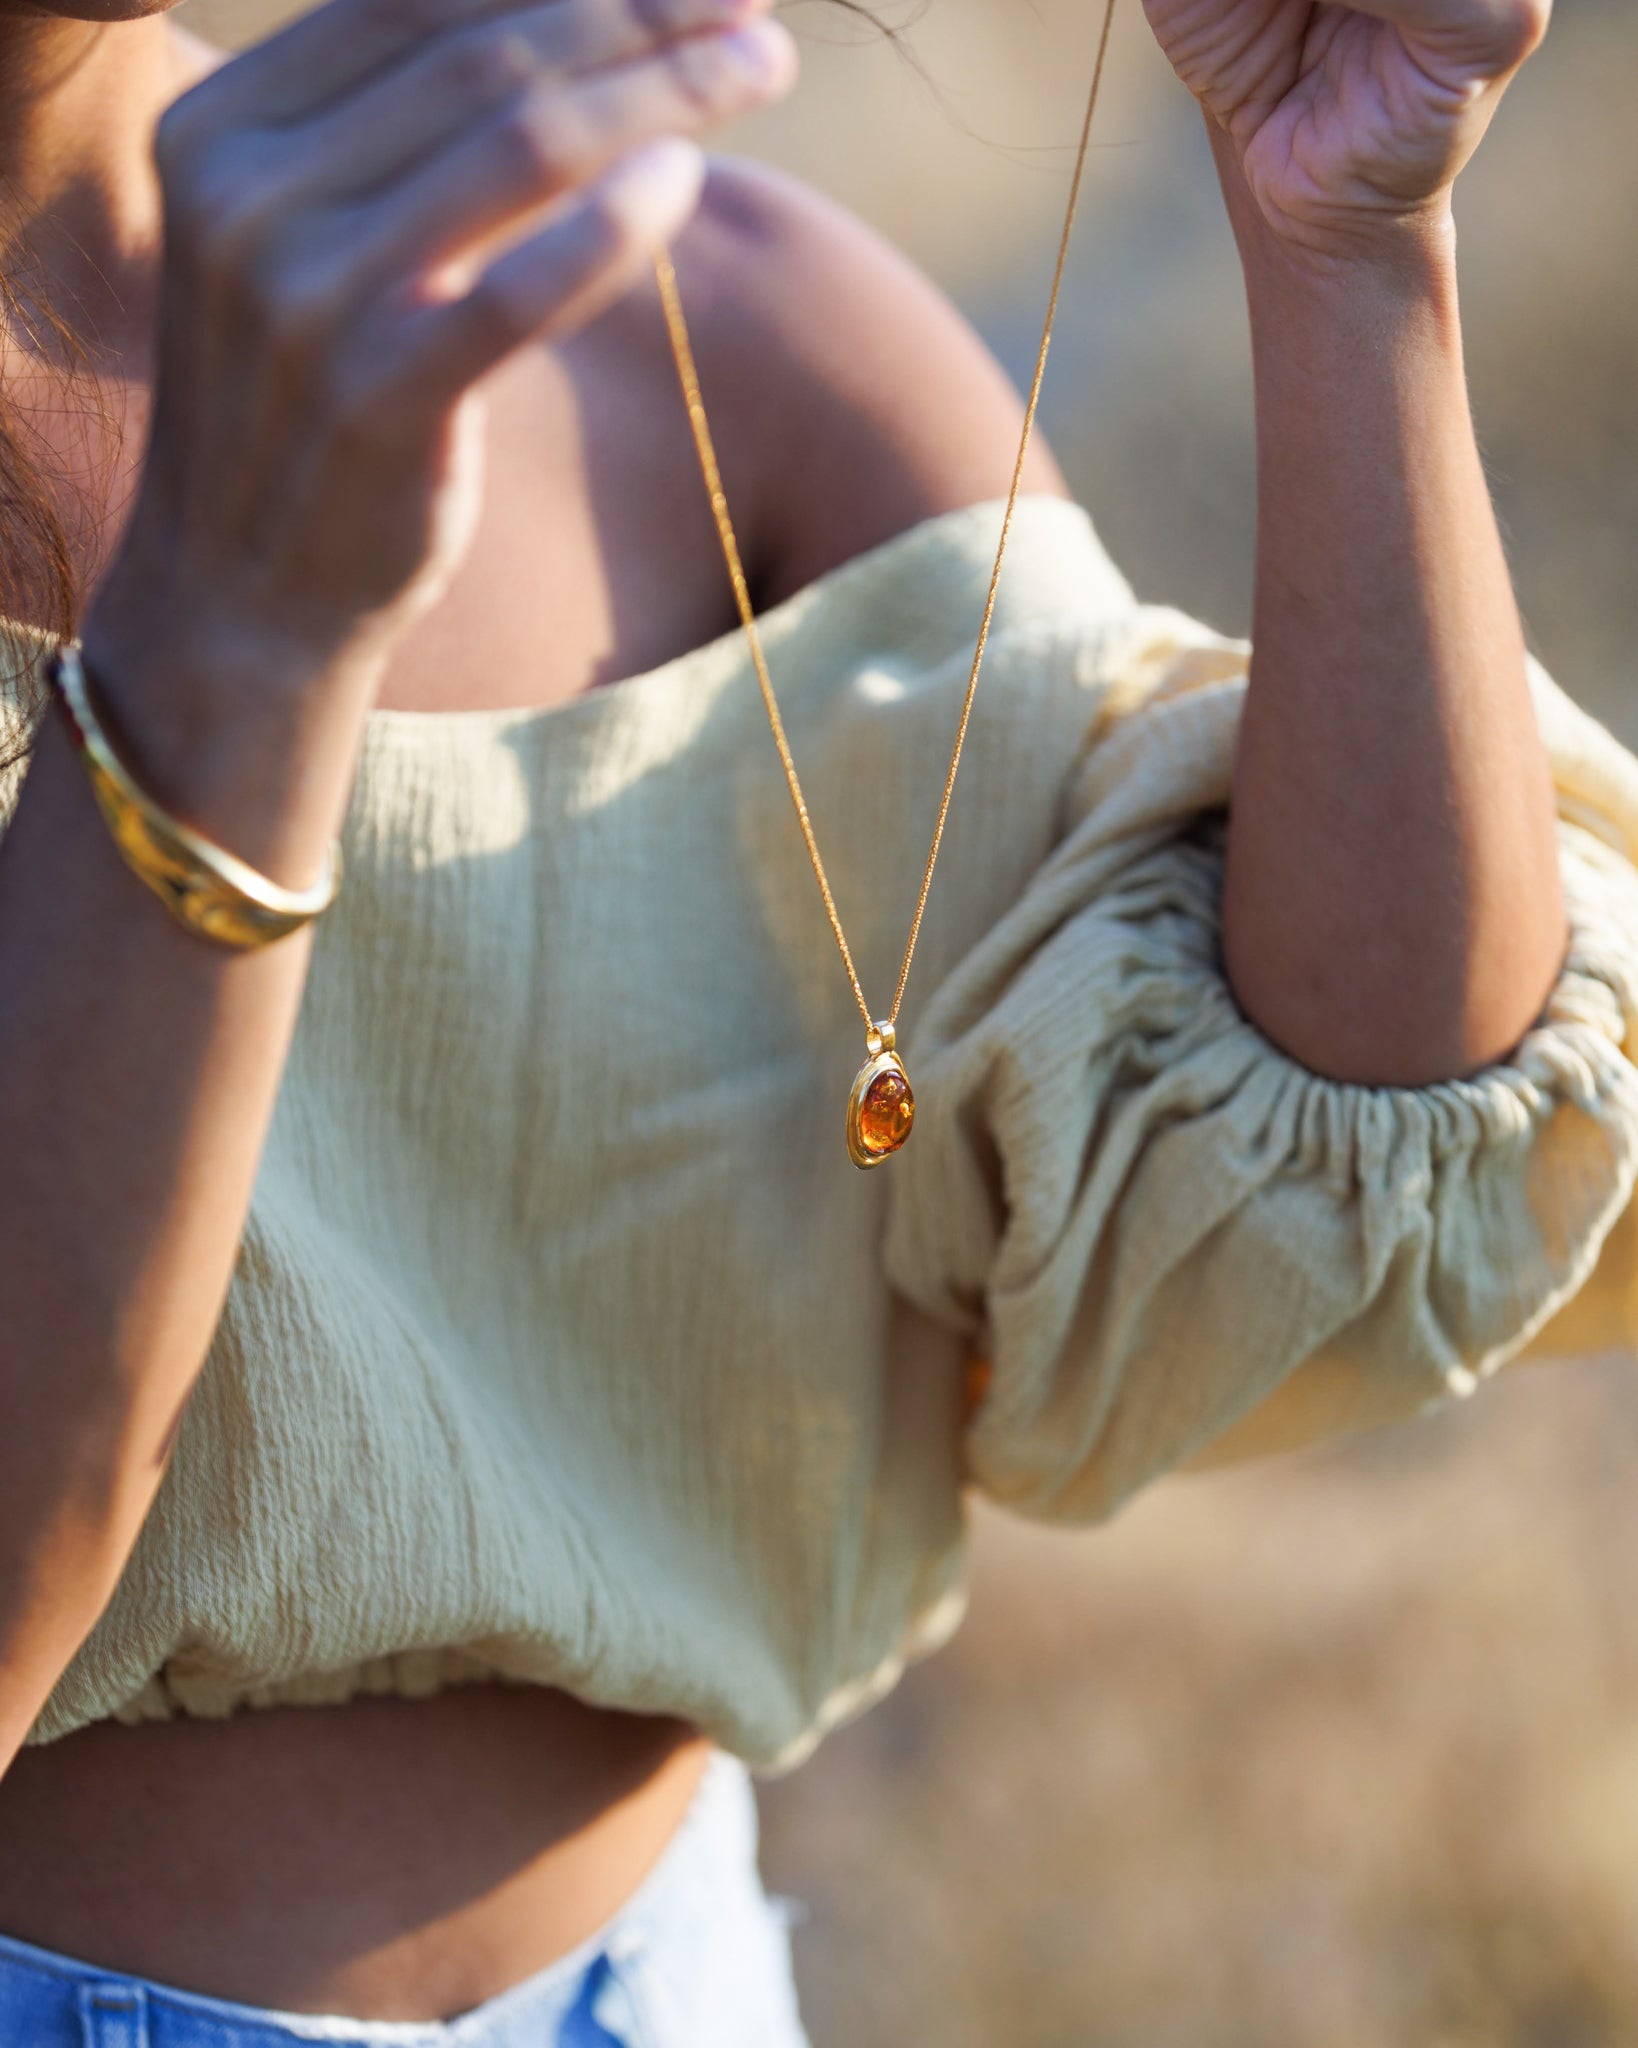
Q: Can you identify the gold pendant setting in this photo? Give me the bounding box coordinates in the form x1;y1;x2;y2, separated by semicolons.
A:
847;1020;915;1170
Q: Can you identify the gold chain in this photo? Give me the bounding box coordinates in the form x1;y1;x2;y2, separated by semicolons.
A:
653;0;1119;1036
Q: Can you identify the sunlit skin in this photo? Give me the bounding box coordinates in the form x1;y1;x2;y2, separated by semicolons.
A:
0;0;1562;2021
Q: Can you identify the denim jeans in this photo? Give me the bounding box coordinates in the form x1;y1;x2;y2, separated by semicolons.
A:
0;1749;810;2047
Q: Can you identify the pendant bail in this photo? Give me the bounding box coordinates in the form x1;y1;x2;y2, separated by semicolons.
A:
865;1018;895;1059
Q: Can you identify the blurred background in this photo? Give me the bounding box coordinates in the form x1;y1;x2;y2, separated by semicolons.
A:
176;0;1638;2036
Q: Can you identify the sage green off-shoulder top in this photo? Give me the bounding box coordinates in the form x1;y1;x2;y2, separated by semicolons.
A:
9;497;1638;1770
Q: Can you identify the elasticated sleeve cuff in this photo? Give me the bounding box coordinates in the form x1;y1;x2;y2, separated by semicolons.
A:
883;614;1638;1523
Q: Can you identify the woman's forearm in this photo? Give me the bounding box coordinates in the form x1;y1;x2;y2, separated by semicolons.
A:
1215;140;1566;1087
0;640;369;1776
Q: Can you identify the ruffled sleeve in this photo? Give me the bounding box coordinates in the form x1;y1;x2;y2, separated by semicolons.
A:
882;607;1638;1523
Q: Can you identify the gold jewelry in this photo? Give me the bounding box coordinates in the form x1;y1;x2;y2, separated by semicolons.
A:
44;643;341;950
655;0;1119;1168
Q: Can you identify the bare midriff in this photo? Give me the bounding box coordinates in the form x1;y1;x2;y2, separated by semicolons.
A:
0;1683;713;2022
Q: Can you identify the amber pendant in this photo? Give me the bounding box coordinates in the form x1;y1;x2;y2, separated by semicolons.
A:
846;1020;915;1169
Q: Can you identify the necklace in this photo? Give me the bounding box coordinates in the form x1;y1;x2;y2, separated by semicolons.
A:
653;0;1118;1168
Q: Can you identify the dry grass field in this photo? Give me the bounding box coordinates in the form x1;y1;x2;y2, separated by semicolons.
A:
170;0;1638;2034
761;1358;1638;2048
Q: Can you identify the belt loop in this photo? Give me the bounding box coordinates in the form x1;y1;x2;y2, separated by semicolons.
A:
77;1981;149;2048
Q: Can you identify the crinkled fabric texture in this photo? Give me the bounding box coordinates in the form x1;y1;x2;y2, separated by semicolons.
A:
6;497;1638;1770
883;620;1638;1516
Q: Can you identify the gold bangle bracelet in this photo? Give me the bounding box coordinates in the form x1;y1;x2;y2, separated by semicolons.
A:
44;643;342;950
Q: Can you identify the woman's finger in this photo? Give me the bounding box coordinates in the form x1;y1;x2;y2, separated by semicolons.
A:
271;0;768;206
187;0;702;129
359;137;707;411
1320;0;1549;69
327;18;793;294
174;0;531;128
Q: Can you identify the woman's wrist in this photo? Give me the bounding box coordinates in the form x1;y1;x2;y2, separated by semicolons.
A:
1236;211;1465;427
1208;114;1460;310
1238;229;1462;386
74;602;381;888
1206;115;1468;430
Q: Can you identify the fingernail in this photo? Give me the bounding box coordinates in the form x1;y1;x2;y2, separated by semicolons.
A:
719;17;794;83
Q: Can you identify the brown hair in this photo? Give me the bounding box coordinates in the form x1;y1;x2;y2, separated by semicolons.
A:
0;222;117;765
1;295;79;650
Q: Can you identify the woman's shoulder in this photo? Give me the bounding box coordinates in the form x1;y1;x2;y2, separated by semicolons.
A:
623;153;1077;604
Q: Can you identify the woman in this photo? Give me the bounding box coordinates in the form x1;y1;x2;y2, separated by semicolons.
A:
3;0;1637;2035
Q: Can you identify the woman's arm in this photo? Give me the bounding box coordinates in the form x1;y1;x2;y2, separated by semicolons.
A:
1142;0;1565;1085
0;667;364;1773
0;0;793;1775
1221;180;1562;1085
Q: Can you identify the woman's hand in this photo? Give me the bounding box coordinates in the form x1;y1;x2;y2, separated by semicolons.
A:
1139;0;1549;256
87;0;797;722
